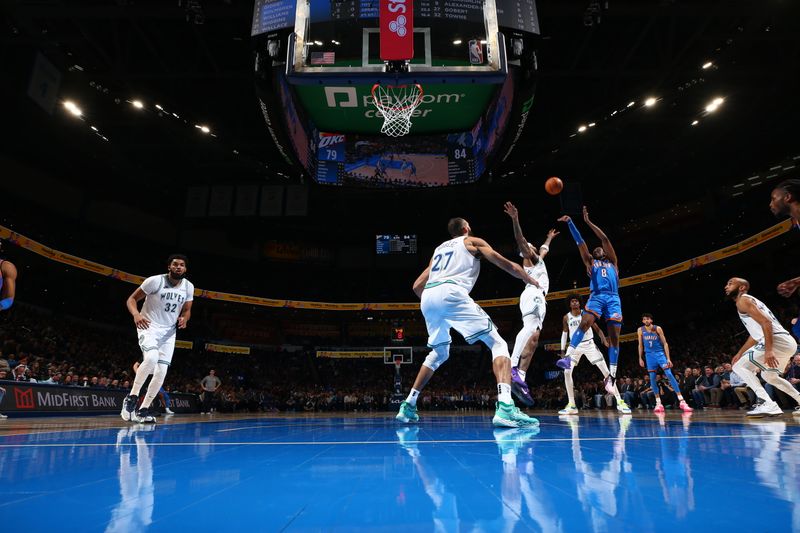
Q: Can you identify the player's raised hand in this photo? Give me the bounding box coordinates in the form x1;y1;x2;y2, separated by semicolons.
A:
503;201;519;219
582;206;591;223
547;229;560;239
777;278;800;297
133;313;150;330
557;215;571;223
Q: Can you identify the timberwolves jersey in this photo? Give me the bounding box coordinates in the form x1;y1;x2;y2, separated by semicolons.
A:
737;294;788;342
640;326;665;354
567;312;593;343
524;259;549;294
425;237;481;293
589;260;619;294
139;274;195;330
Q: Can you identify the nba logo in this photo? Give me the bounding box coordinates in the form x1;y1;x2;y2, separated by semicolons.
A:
468;40;483;64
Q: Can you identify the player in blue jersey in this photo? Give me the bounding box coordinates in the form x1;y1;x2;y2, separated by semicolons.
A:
638;313;692;413
0;242;17;312
556;207;624;395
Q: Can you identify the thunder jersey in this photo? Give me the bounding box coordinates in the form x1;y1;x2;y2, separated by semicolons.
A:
524;258;549;294
640;326;665;354
425;236;481;293
589;259;619;294
139;274;194;329
567;311;593;343
737;294;788;342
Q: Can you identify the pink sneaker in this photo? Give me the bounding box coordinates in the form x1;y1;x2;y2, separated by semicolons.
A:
679;401;693;413
653;404;665;414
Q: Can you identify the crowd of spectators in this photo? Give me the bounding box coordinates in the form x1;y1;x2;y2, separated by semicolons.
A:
1;299;799;416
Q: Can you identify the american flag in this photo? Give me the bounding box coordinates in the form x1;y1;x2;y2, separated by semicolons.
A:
310;51;335;65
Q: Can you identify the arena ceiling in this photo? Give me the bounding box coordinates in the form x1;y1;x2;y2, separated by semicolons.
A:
2;1;799;238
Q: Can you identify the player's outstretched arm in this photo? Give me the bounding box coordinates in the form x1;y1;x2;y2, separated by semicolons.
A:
539;229;559;260
470;237;539;287
558;215;593;269
503;201;538;261
126;288;150;329
582;206;619;266
777;276;800;297
412;262;433;298
0;260;17;311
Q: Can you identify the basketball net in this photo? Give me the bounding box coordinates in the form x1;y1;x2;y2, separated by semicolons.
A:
371;83;424;137
393;355;404;373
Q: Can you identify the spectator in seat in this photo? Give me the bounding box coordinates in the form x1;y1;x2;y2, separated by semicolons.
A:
693;366;722;409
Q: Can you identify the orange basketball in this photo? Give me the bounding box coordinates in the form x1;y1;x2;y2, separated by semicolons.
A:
545;176;563;195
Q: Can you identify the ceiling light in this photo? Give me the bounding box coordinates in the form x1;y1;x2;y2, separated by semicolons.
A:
627;101;635;108
588;122;596;127
63;101;82;117
691;120;699;126
90;125;98;131
644;97;657;107
131;100;144;109
155;104;163;110
577;125;587;133
453;40;462;45
702;61;713;69
195;125;211;134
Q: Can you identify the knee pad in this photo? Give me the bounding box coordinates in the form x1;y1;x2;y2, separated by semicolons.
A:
481;328;510;361
423;345;450;371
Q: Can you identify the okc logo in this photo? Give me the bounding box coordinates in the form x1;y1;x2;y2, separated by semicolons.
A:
389;15;407;37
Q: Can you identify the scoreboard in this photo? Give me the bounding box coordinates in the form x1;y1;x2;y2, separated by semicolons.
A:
253;0;539;36
376;234;418;254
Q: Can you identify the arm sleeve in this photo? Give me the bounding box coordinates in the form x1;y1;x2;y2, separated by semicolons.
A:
560;331;568;352
566;219;585;245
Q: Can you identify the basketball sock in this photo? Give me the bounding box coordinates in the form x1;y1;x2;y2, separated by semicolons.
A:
564;368;576;405
498;383;513;405
405;388;421;407
511;322;536;367
569;328;587;349
733;360;771;403
140;363;168;409
518;369;527;380
608;346;619;370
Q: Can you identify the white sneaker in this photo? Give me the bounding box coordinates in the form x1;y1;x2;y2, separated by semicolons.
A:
794;406;800;416
165;408;175;415
748;401;782;417
0;413;7;419
558;403;578;415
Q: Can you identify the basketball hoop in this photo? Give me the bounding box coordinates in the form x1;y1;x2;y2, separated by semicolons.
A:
371;83;424;137
393;355;404;372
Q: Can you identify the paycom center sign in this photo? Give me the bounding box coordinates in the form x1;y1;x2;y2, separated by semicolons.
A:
293;83;495;134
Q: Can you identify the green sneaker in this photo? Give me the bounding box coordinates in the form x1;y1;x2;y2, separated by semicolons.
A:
492;401;540;428
396;401;419;423
616;400;632;414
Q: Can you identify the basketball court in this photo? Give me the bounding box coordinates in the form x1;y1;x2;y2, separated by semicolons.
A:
2;411;798;531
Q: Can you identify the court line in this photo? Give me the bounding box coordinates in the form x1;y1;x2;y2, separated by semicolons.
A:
0;433;793;447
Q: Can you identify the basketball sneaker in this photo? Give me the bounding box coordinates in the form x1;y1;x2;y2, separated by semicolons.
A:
396;401;419;423
121;394;138;421
794;406;800;416
747;400;782;417
653;404;665;414
558;403;578;415
165;408;175;415
555;356;572;370
616;400;632;414
511;368;534;407
493;401;539;428
0;413;7;419
679;400;693;413
133;407;156;424
603;375;617;395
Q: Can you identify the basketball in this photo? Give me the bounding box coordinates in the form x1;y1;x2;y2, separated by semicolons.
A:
545;176;563;195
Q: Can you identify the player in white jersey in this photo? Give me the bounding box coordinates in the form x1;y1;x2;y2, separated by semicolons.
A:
502;201;558;406
725;277;800;417
558;295;631;415
396;217;541;428
121;255;194;423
